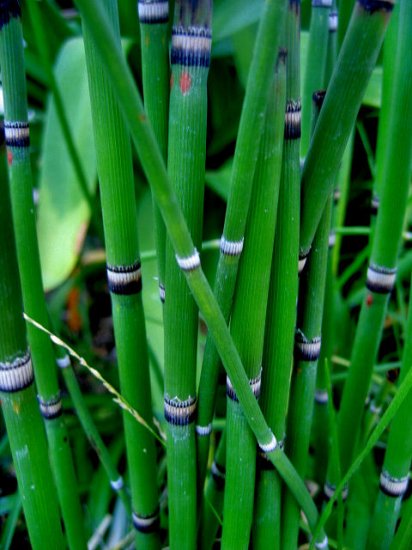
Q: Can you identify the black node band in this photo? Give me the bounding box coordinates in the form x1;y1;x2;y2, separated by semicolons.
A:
0;0;21;30
107;261;142;295
164;396;197;426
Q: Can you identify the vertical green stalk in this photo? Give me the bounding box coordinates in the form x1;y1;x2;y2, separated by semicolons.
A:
299;0;395;262
199;431;226;549
282;95;332;550
222;52;286;549
327;0;412;502
0;121;65;549
255;3;301;546
163;1;211;547
300;0;331;158
82;1;160;547
0;3;85;547
71;2;327;542
195;0;287;484
138;0;170;300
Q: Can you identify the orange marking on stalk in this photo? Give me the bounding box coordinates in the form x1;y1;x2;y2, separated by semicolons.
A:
366;294;373;306
179;72;192;94
7;150;13;165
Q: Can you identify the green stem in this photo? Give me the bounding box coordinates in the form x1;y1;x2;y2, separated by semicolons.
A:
82;1;160;546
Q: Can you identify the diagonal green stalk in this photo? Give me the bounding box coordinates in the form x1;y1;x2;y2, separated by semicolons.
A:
222;52;286;548
138;0;170;300
162;1;211;547
0;121;65;549
82;1;160;547
58;350;131;513
195;0;287;484
0;3;86;547
71;1;327;542
326;0;412;507
300;0;395;261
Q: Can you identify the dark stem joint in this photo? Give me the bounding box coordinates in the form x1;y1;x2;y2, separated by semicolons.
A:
357;0;395;14
4;121;30;148
164;395;197;426
138;0;169;24
106;261;142;295
171;26;212;68
38;394;62;419
284;100;301;140
366;264;397;294
0;0;21;30
132;508;160;533
226;371;261;402
380;471;409;498
295;330;321;361
0;351;34;393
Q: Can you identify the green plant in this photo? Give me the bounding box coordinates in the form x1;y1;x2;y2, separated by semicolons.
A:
1;0;412;549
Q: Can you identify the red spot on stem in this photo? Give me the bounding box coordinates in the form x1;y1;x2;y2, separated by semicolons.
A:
179;72;192;94
366;294;373;307
7;150;13;165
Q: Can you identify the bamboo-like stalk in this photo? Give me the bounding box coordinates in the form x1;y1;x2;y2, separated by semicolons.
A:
253;4;300;546
162;1;211;546
195;0;287;485
82;1;160;546
0;121;65;549
222;52;286;548
327;0;412;505
390;496;412;550
282;125;332;550
300;0;331;158
71;2;328;542
299;0;395;264
0;3;86;547
138;0;170;300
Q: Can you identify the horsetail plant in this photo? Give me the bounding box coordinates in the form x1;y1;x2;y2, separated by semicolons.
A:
82;0;160;546
73;1;327;544
222;51;286;548
327;0;412;515
138;0;170;300
300;0;330;158
0;121;65;549
254;3;301;544
299;0;395;265
0;2;86;547
162;0;211;546
195;0;287;484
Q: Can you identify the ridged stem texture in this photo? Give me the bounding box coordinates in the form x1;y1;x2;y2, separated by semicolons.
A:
195;0;287;484
72;1;327;542
0;121;65;549
138;0;170;299
255;4;301;545
199;431;226;549
327;0;412;506
0;3;85;547
163;1;211;547
82;1;160;547
300;0;395;259
282;189;332;549
222;53;286;549
300;0;330;158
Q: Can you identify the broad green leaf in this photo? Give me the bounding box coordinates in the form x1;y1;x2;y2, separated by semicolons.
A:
37;38;96;291
213;0;263;41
